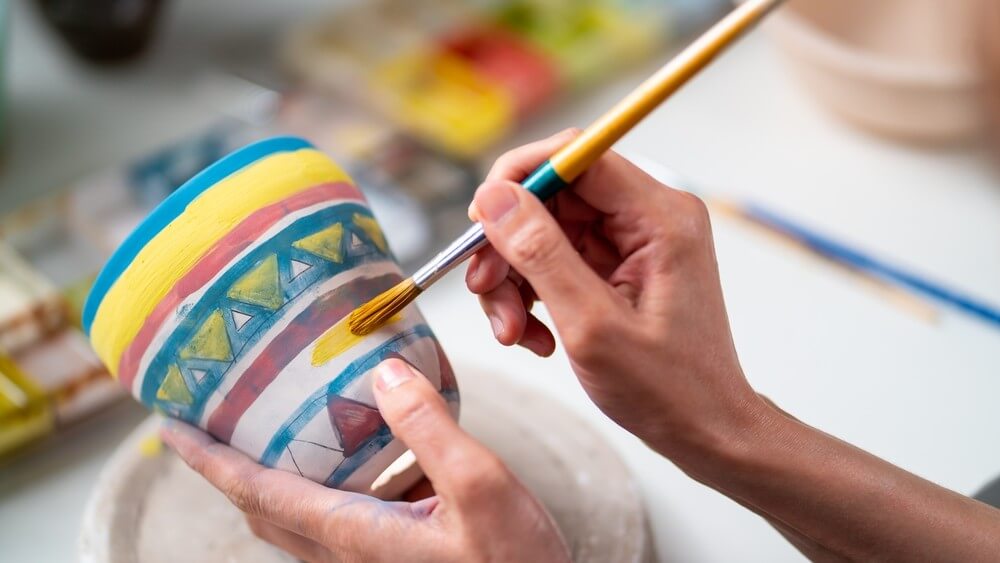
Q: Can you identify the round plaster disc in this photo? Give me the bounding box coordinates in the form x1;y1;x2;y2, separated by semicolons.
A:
79;367;654;562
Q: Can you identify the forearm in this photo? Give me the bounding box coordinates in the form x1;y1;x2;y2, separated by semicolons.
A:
668;402;1000;561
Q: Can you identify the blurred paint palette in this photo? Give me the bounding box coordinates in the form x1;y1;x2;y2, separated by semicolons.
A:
282;0;728;158
0;244;64;354
494;0;662;88
0;241;120;457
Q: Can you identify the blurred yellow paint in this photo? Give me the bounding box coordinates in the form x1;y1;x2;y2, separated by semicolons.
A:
138;434;163;457
371;51;514;157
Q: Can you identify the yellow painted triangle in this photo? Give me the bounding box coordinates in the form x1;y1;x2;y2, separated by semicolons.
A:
227;254;283;310
179;310;233;362
293;223;344;263
156;365;193;405
352;213;387;253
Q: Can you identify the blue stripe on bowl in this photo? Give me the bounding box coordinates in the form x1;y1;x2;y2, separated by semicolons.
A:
82;136;315;335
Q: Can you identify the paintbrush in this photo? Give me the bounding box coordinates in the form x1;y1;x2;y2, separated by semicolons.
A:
733;201;1000;328
349;0;787;336
708;199;941;324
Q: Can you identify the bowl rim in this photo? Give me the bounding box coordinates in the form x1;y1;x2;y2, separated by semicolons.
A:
768;5;978;88
82;136;315;335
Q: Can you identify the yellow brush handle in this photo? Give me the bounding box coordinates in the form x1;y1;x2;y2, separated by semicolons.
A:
549;0;785;181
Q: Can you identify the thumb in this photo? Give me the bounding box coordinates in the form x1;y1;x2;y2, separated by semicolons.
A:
471;179;612;325
372;359;497;502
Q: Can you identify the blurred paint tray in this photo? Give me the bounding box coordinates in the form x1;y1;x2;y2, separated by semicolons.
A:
0;353;52;456
0;243;64;354
0;328;124;458
12;328;122;426
493;0;664;88
280;0;722;158
0;242;123;458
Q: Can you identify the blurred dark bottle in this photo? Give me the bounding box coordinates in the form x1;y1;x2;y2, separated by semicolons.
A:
34;0;165;63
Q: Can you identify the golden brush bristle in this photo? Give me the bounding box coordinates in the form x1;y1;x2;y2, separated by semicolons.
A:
348;279;422;336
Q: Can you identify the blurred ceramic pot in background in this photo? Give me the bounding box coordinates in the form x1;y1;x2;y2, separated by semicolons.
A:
978;0;1000;149
34;0;165;63
766;0;985;144
83;137;459;498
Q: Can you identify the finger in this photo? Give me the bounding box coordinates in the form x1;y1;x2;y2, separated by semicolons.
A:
551;190;601;223
402;477;436;502
478;278;528;346
571;150;663;216
372;359;508;506
472;179;617;328
576;225;624;280
483;128;581;185
465;245;510;295
518;314;556;357
518;278;538;312
160;420;370;541
246;516;325;562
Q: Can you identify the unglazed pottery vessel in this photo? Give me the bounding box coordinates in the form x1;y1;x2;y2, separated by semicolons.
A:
766;0;984;143
83;137;458;495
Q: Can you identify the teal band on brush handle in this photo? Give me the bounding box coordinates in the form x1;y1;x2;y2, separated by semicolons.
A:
411;160;571;289
521;160;570;201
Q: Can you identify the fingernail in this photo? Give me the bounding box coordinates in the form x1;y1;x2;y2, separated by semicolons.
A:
490;315;504;339
475;182;518;223
375;360;415;392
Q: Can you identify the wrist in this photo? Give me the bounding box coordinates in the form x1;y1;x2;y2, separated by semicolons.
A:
657;393;795;485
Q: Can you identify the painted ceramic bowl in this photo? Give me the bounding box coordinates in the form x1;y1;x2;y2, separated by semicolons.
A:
83;137;458;496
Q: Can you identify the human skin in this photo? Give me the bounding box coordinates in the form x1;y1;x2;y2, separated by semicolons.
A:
466;129;1000;561
161;358;570;563
166;129;1000;561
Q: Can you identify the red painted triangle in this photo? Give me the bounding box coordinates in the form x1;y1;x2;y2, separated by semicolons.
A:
436;344;457;393
327;396;385;457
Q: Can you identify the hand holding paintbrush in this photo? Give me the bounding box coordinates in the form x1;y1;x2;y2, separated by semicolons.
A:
348;0;786;335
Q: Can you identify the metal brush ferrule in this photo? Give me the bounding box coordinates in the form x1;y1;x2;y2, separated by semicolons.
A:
412;224;488;290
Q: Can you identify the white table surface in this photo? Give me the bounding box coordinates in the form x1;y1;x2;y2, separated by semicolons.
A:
3;1;1000;561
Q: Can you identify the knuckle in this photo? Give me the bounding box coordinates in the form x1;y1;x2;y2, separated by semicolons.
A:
671;192;711;244
506;221;562;273
391;389;441;433
452;452;512;499
562;315;606;356
494;149;523;173
226;469;267;517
